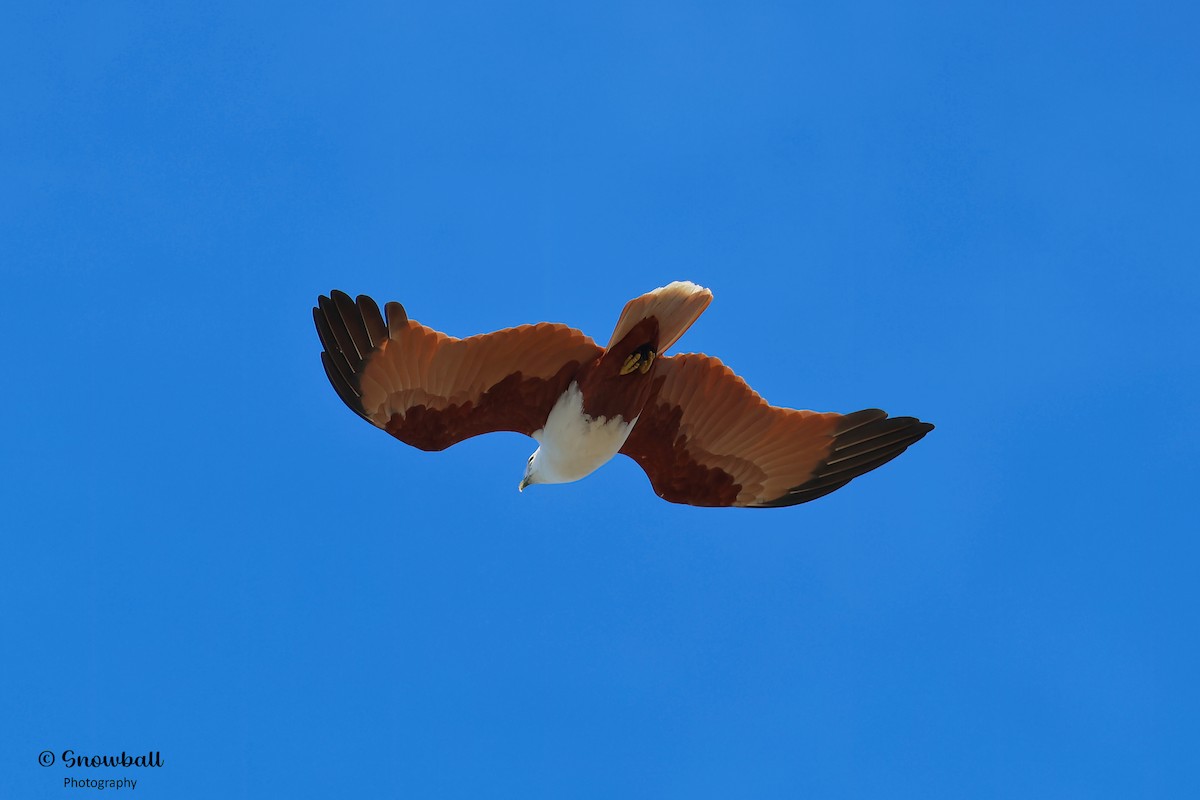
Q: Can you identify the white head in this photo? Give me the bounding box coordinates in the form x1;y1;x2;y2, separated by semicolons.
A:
518;446;576;492
518;448;542;492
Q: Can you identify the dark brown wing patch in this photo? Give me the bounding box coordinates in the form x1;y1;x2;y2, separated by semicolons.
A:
315;290;604;451
620;397;743;507
620;353;933;508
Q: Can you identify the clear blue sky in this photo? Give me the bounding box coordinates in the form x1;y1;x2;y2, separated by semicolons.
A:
3;1;1197;797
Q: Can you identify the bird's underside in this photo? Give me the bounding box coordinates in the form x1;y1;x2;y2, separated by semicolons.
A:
314;282;933;508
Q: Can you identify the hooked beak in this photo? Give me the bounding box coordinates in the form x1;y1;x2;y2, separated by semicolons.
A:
518;476;531;493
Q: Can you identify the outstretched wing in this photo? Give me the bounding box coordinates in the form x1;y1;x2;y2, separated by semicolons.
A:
620;353;933;507
315;290;603;451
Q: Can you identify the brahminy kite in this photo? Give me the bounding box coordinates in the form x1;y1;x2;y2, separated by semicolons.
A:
314;281;933;507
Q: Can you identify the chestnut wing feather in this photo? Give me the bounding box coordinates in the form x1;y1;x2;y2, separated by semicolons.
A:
621;353;933;507
315;291;603;451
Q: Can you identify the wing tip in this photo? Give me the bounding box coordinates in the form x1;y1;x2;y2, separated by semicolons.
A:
315;289;391;421
748;411;934;508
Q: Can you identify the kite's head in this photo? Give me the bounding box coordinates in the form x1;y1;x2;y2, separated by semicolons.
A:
517;446;573;491
518;449;540;492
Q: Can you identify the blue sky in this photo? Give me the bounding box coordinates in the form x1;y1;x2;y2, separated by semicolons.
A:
3;1;1197;797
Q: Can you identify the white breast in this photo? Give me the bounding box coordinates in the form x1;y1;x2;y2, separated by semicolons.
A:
531;382;637;484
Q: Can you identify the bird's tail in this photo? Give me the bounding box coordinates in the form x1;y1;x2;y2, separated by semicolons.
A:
606;281;713;354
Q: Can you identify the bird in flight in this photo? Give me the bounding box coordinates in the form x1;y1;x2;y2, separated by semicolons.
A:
314;281;932;507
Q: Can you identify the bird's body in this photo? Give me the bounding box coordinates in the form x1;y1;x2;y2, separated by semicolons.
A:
530;381;638;485
314;281;933;507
